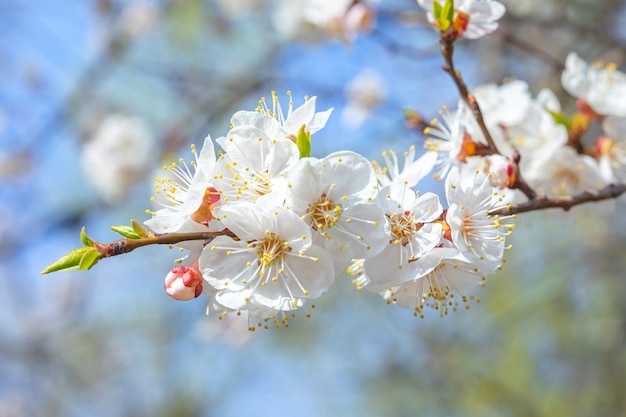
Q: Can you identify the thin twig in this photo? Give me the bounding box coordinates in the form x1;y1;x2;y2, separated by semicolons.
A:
439;35;537;200
489;183;626;216
439;35;500;154
99;230;237;258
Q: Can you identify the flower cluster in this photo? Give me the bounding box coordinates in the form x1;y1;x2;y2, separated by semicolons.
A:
424;51;626;199
146;90;517;328
43;0;626;332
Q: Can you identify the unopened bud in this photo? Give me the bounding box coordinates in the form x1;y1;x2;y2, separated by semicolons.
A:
164;260;203;301
485;155;515;189
344;3;376;35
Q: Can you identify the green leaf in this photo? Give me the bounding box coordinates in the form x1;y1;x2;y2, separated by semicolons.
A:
80;227;95;247
41;247;102;274
78;248;102;270
443;0;455;24
131;219;152;238
296;125;311;159
433;0;443;20
548;110;572;131
111;225;142;239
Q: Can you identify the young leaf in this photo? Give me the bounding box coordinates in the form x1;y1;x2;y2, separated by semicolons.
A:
78;248;103;270
80;227;95;247
41;247;102;274
131;219;152;238
111;224;142;239
548;110;573;131
433;0;443;20
296;125;311;158
443;0;454;24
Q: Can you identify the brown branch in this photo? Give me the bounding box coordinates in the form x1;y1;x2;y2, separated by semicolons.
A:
439;35;500;154
439;35;538;200
98;230;237;258
489;183;626;216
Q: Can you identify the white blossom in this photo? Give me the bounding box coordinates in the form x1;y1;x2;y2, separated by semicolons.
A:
272;0;375;43
287;151;389;270
364;186;443;288
372;146;437;188
596;116;626;182
561;52;626;117
384;246;486;318
445;167;513;273
146;134;219;234
423;104;468;180
81;113;156;204
507;88;568;167
230;92;333;142
473;80;531;128
417;0;506;39
525;146;605;197
212;127;299;209
341;69;387;130
199;204;334;320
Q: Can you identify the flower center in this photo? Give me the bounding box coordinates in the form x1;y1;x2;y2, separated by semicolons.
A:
306;193;342;234
389;211;422;246
256;232;290;268
461;210;476;241
249;170;272;198
553;167;581;195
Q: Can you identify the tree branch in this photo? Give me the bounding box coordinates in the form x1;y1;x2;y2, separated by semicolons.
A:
489;183;626;216
98;230;237;258
439;35;538;200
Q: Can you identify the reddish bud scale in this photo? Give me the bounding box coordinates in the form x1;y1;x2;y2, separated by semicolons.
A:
191;186;220;225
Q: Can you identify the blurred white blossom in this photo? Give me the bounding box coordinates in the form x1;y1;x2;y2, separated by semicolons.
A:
119;1;159;39
273;0;375;42
341;69;387;130
417;0;506;39
561;52;626;117
81;114;156;204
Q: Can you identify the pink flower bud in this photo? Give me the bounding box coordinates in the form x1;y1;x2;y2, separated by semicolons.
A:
485;155;515;189
344;3;376;35
164;261;203;301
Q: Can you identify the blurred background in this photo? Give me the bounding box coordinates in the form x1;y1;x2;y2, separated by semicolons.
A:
2;0;626;416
